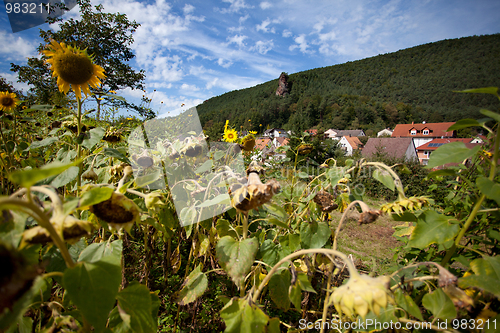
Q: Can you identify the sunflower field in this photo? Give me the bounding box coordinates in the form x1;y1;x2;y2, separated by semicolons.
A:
0;39;500;333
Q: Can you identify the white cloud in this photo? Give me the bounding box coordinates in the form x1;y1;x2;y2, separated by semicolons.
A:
206;77;219;90
3;0;495;116
289;34;312;54
256;18;281;33
227;35;248;48
149;82;173;89
205;74;262;92
147;55;184;82
217;0;252;14
0;30;37;62
180;83;200;93
0;72;31;92
239;14;250;24
217;58;233;68
183;4;195;14
260;2;272;10
251;40;274;54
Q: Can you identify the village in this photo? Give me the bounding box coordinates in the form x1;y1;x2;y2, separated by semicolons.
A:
246;121;485;167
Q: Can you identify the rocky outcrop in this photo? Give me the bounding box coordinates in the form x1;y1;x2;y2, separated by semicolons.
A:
275;72;289;97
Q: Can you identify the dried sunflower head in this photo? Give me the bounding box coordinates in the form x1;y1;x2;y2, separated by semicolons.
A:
48;120;62;130
82;168;98;182
135;151;154;168
0;242;40;314
21;215;93;246
182;143;203;157
297;144;313;155
313;190;338;212
89;192;140;232
240;134;256;152
103;127;122;143
62;120;86;134
358;210;382;225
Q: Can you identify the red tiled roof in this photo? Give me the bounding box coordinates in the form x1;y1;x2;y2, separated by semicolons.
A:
391;122;455;138
305;129;318;135
416;138;474;151
275;137;289;146
255;137;271;150
343;136;362;149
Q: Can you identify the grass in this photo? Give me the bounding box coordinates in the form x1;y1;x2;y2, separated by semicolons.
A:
329;197;403;275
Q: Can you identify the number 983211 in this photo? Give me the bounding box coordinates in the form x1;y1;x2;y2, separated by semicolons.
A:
5;2;50;14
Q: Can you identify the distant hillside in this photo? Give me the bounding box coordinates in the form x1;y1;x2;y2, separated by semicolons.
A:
197;34;500;139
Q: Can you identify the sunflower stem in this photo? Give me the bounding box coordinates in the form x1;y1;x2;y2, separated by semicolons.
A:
252;249;358;304
76;98;83;200
0;123;14;169
0;197;75;268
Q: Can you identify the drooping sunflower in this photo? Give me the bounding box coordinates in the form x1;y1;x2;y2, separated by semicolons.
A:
0;91;19;112
43;40;106;100
223;128;238;143
240;133;256;151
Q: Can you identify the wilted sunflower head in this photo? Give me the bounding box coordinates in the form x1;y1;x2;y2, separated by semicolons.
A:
297;144;313;155
62;120;86;133
0;91;19;113
0;242;41;314
330;274;391;319
82;168;98;182
43;40;106;100
240;134;256;152
21;215;93;246
181;142;203;157
135;151;154;168
89;192;140;232
103;127;122;143
313;190;338;212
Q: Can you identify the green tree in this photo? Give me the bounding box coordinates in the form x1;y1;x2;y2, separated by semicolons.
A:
11;0;152;119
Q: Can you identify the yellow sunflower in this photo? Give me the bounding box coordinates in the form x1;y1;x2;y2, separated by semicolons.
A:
0;92;19;112
43;40;106;100
223;128;238;143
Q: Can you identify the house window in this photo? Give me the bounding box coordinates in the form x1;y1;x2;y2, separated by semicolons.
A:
410;129;417;135
423;129;429;135
423;151;431;157
422;159;428;165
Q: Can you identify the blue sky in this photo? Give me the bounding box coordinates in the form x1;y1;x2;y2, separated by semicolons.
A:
1;0;499;117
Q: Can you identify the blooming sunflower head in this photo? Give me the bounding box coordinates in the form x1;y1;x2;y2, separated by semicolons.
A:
43;40;106;100
223;128;238;143
0;92;19;112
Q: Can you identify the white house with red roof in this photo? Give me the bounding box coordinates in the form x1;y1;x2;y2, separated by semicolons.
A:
416;138;479;165
391;122;456;148
339;136;363;156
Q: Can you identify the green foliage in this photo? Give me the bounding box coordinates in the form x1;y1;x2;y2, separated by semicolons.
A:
198;34;500;134
11;0;150;118
216;236;259;288
408;210;460;249
115;283;159;332
459;256;500;298
2;32;500;332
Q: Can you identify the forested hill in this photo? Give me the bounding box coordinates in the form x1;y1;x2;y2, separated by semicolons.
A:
197;34;500;139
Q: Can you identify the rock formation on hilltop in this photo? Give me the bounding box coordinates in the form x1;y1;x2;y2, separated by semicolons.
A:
275;72;289;97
